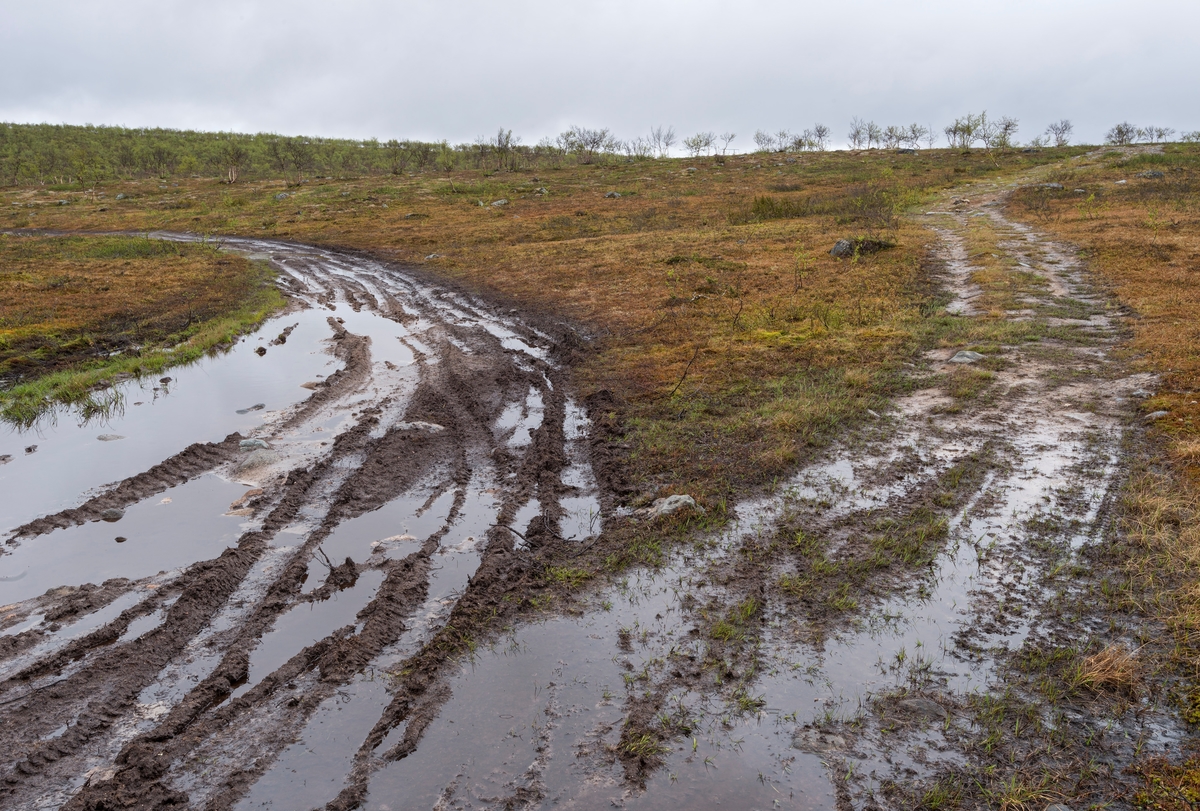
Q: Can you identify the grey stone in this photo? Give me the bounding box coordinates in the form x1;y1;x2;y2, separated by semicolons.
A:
235;449;281;473
100;509;125;523
534;187;548;195
636;495;705;520
25;445;37;454
96;434;125;442
1137;170;1165;179
684;167;698;173
490;198;509;207
239;438;271;450
1038;182;1064;190
1145;410;1171;421
425;253;443;260
896;148;918;154
0;454;11;465
791;728;849;753
235;403;266;415
1131;388;1152;398
115;193;126;200
605;191;622;198
830;239;855;258
274;192;290;200
159;377;172;384
396;421;445;433
897;697;947;720
1074;188;1087;193
949;350;986;364
1115;179;1127;185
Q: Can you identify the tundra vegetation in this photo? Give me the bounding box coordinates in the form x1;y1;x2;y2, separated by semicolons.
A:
0;235;282;426
1;118;1093;499
4;119;1200;806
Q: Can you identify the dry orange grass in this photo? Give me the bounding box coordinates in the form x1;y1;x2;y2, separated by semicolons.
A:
0;235;261;381
1071;644;1144;695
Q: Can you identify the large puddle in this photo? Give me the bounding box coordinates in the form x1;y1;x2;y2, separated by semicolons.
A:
0;306;340;535
1;473;248;605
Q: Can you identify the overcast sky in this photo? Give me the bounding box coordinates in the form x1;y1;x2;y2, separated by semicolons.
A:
3;0;1197;149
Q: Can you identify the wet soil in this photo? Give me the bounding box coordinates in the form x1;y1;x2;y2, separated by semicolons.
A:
0;236;599;810
0;168;1192;810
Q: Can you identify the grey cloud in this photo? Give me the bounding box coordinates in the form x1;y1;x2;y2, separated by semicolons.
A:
1;0;1196;146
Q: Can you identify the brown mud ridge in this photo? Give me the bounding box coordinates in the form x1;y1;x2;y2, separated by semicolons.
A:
0;171;1193;810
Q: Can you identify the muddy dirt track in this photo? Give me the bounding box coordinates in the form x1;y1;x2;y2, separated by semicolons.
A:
0;176;1191;810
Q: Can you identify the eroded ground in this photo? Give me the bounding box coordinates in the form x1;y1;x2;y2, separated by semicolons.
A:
0;165;1191;810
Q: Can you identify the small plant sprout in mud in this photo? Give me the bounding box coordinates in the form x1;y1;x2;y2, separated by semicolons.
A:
982;774;1057;811
622;733;668;760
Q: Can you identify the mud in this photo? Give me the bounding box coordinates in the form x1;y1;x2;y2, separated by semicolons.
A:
0;235;600;810
0;168;1192;810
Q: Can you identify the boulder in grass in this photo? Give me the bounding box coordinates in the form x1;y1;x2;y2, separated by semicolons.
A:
830;237;895;258
635;494;705;520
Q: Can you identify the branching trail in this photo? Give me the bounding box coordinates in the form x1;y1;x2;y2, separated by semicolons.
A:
0;162;1185;811
312;174;1175;810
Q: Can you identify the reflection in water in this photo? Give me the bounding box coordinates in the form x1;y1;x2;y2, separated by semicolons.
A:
0;474;248;605
0;306;340;533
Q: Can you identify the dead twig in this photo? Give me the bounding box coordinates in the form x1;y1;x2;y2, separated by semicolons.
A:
668;345;701;398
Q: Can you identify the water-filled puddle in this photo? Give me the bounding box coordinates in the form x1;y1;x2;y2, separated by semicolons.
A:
509;499;541;545
0;588;148;682
0;474;248;605
363;570;682;809
232;570;385;700
116;599;176;645
235;675;392;811
304;489;456;589
558;495;600;541
0;307;341;534
236;477;502;807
